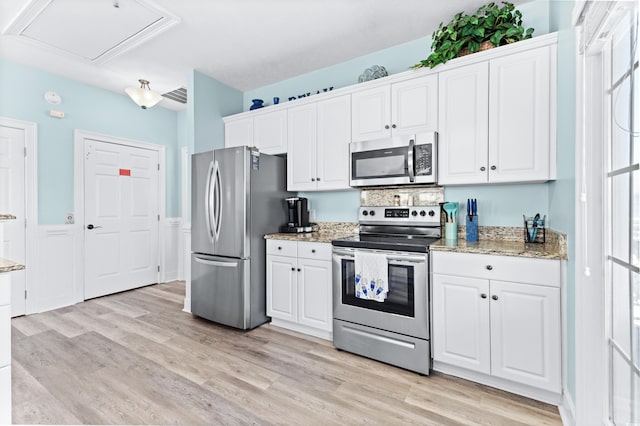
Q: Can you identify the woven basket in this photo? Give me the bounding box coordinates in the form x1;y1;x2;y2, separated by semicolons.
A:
457;40;496;58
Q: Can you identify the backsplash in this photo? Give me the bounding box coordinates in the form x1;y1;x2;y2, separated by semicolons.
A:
360;186;444;207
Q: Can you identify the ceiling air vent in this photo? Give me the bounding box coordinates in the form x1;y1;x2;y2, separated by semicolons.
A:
162;87;187;104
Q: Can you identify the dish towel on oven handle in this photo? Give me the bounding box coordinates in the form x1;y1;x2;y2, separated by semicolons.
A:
354;251;388;302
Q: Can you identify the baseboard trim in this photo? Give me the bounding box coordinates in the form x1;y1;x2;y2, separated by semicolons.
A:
559;391;576;426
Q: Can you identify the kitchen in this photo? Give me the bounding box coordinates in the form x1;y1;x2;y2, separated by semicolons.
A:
0;0;638;425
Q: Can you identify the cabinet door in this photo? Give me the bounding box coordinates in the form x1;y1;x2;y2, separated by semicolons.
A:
433;274;491;374
266;255;297;322
489;46;552;183
489;280;561;392
287;104;318;191
351;85;391;141
297;258;332;332
317;95;351;190
0;365;9;425
391;74;438;135
254;110;288;155
438;62;489;185
224;118;253;148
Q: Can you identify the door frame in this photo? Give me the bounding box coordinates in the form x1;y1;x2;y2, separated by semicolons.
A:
73;129;166;302
0;117;37;315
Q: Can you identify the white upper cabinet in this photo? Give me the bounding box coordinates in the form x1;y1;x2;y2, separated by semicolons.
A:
352;74;438;142
224;117;253;148
438;43;556;185
488;46;552;183
224;109;287;155
438;62;490;185
253;109;287;154
288;95;351;191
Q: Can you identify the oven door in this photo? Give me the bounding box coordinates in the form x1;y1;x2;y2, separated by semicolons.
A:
332;247;429;339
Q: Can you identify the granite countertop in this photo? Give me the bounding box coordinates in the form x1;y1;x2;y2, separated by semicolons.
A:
264;222;359;244
264;230;356;244
0;258;25;273
429;238;566;260
0;214;16;220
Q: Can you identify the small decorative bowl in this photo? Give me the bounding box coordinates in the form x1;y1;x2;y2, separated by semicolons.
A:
358;65;388;83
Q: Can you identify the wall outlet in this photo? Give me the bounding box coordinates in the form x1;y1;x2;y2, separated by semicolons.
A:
65;212;74;224
308;209;316;222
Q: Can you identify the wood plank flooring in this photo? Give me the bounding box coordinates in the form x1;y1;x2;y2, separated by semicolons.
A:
11;281;562;425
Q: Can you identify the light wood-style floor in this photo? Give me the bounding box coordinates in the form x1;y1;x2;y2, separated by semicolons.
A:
11;281;562;425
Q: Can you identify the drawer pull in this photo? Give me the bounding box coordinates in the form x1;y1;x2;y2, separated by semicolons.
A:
297;268;301;272
486;265;493;270
278;246;282;250
480;293;487;299
291;267;295;271
311;249;316;253
492;295;499;301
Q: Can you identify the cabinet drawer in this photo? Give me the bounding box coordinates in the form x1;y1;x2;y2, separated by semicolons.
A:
266;239;297;257
432;251;560;287
0;274;9;306
297;242;332;261
0;305;9;368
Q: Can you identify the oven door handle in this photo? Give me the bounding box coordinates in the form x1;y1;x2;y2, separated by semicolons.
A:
332;251;426;264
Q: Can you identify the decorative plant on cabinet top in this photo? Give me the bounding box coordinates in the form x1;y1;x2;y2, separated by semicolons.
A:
412;1;534;69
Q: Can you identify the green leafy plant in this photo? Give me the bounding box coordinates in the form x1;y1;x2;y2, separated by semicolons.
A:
412;2;534;69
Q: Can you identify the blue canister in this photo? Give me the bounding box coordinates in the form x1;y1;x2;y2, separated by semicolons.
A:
466;215;478;242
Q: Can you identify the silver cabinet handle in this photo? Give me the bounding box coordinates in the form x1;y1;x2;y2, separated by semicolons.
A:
194;257;238;268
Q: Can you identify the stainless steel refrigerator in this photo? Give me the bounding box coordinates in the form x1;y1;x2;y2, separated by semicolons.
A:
191;146;291;329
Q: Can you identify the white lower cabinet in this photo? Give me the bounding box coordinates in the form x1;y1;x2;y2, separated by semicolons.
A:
432;251;561;400
0;273;10;425
266;240;332;340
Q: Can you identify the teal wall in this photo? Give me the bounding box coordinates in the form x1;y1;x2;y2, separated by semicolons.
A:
192;70;243;153
549;0;577;401
0;58;180;223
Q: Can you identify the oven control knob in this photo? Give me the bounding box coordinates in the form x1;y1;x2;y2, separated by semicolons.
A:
362;210;368;216
411;210;418;217
428;210;435;217
419;210;426;216
369;210;376;216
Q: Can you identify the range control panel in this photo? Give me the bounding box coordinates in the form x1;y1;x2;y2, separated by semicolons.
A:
359;206;441;225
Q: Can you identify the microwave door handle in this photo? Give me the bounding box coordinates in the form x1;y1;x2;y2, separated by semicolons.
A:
408;138;415;182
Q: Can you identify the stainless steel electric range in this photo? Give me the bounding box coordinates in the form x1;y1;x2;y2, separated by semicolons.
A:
331;205;441;375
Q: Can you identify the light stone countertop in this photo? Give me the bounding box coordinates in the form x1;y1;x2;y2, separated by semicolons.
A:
0;214;16;220
0;258;25;273
264;230;357;244
429;238;566;260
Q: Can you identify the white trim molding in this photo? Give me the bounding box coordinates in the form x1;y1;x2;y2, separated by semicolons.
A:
161;217;181;282
73;129;167;302
0;117;38;315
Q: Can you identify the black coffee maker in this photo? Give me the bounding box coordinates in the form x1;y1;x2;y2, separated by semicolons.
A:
280;197;312;233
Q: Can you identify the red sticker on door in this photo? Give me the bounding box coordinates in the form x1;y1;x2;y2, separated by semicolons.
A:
119;168;131;176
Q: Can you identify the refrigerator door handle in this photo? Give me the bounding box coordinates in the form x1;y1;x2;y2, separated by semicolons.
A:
213;160;222;241
205;160;215;243
194;257;238;268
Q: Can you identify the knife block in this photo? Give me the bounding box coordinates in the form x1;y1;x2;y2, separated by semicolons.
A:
466;215;478;242
524;215;546;243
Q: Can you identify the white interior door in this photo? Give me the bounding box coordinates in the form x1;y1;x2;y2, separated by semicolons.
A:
84;139;159;299
0;125;26;316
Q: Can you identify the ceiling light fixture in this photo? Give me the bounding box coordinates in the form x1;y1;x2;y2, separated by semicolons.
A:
125;79;162;109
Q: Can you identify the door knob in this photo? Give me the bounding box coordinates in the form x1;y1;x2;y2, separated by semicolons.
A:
87;224;102;230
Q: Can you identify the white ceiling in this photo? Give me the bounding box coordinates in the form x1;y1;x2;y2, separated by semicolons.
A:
0;0;528;110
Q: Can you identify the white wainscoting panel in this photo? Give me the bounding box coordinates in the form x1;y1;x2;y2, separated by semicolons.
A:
33;225;81;314
162;218;181;283
182;225;191;312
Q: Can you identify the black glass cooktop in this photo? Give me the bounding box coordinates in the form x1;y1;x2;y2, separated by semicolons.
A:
331;234;440;253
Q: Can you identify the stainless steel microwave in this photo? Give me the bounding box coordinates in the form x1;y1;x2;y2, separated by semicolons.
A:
349;132;437;187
